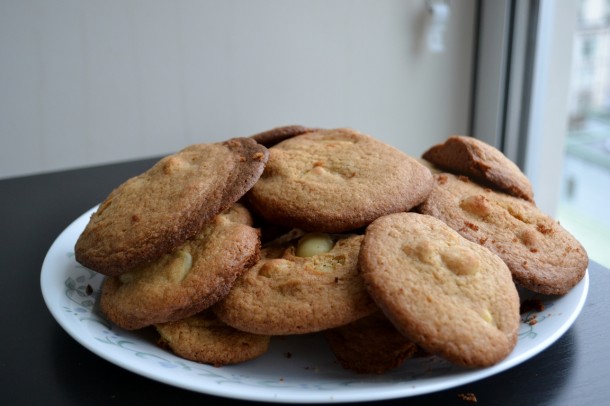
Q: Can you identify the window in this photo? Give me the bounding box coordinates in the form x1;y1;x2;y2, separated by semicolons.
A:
473;0;607;267
558;0;610;268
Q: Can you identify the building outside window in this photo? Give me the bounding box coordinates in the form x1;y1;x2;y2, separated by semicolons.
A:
559;0;610;268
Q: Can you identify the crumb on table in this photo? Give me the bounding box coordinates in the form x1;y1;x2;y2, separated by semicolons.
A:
457;392;478;403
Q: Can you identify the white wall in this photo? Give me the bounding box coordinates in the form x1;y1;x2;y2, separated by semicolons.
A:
0;0;476;179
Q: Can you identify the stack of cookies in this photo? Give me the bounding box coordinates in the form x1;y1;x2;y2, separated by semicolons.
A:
74;127;588;372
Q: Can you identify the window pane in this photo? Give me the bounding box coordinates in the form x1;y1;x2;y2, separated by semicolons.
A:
559;0;610;268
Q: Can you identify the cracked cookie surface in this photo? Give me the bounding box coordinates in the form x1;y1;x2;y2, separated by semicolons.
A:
247;128;433;233
75;138;268;276
422;135;534;202
417;173;588;295
323;310;420;374
156;309;270;367
359;212;521;367
99;204;261;330
213;231;376;335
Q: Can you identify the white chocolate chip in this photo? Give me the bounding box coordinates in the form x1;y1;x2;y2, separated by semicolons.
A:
172;250;192;282
296;232;334;257
480;309;495;326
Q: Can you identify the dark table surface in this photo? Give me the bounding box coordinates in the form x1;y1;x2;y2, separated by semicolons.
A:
1;157;608;405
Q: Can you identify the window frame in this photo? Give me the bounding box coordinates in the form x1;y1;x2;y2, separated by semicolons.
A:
471;0;579;216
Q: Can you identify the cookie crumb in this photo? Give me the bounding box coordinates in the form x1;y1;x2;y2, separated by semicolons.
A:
520;298;545;314
86;284;93;295
156;337;171;350
457;392;478;403
522;313;538;325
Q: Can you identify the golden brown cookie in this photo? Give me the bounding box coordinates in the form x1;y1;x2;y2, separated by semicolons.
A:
359;212;521;368
99;204;260;330
75;138;268;276
247;128;433;233
422;135;534;202
250;125;319;147
156;310;270;367
213;231;377;335
323;311;420;374
417;173;588;295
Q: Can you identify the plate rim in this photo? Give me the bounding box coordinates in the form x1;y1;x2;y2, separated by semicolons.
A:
40;206;590;403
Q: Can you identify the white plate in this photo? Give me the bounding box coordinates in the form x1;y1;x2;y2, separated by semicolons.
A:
41;207;589;403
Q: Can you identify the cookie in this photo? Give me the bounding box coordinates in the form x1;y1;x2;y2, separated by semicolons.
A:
359;212;521;368
247;128;433;233
213;231;377;335
156;310;270;367
422;135;534;202
417;173;588;295
250;125;319;147
415;157;443;174
99;203;261;330
323;310;420;374
75;138;268;276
